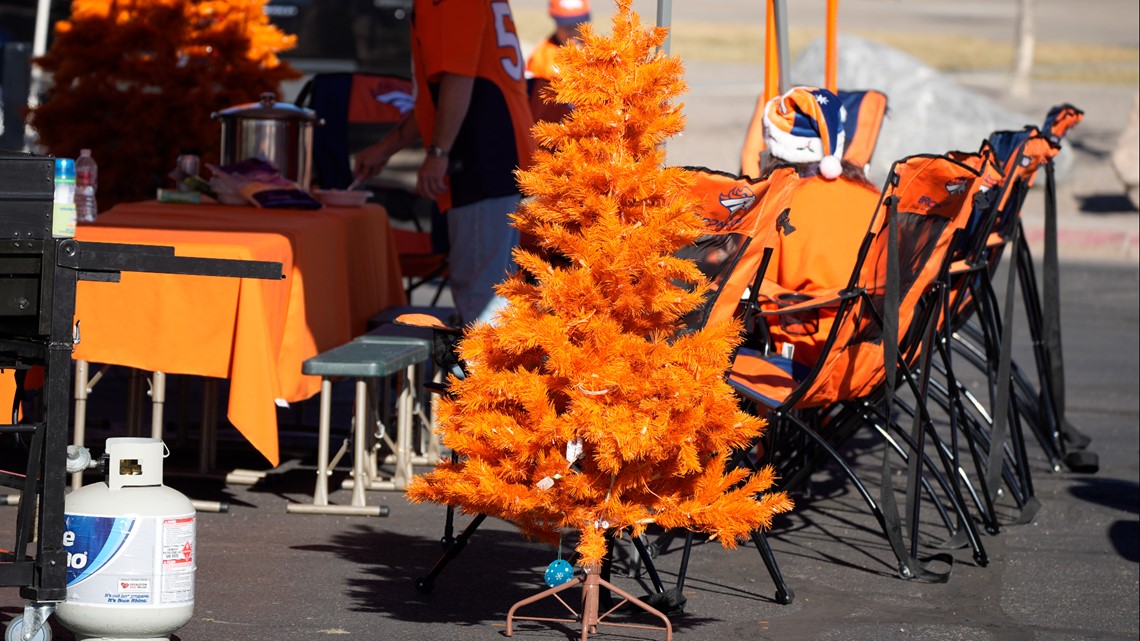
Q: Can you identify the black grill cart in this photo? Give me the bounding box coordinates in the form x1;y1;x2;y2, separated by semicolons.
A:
1;149;281;639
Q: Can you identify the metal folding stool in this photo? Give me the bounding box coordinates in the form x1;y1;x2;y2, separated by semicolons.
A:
286;339;427;516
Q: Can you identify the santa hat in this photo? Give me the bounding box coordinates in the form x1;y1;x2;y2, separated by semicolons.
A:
550;0;591;29
763;86;847;179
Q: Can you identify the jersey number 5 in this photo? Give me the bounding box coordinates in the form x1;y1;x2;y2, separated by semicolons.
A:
492;2;523;81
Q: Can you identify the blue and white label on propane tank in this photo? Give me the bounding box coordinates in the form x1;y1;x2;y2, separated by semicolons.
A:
64;513;196;606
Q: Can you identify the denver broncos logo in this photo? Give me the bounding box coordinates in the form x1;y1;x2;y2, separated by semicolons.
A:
945;176;970;195
372;90;415;114
719;185;756;215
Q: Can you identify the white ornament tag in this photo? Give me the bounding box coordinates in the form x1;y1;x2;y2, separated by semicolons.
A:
566;438;584;465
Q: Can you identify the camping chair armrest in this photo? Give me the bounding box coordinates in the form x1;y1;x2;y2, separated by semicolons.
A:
949;258;987;276
756;278;799;303
394;313;464;335
756;287;861;316
394;313;467;377
726;377;776;409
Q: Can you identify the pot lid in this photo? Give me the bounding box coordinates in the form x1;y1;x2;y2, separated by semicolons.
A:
212;92;317;121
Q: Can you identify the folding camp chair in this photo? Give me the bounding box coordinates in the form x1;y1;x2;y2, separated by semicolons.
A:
905;110;1094;545
739;88;890;178
402;166;802;608
1000;106;1095;472
295;72;413;190
728;153;989;584
837;89;889;170
893;141;1018;534
1015;105;1096;472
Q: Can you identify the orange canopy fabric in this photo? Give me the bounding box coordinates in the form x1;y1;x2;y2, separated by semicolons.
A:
65;201;406;466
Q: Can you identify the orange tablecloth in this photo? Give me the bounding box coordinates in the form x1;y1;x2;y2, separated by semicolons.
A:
67;201;406;466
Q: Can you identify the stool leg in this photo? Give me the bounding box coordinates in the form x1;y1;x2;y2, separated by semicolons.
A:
127;369;145;436
350;378;369;507
366;378;382;483
426;366;443;462
313;378;333;507
72;360;90;490
395;365;415;488
356;375;400;492
407;362;438;465
288;376;386;517
150;371;166;440
198;379;219;473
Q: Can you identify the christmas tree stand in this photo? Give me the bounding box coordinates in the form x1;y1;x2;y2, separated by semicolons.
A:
504;564;672;641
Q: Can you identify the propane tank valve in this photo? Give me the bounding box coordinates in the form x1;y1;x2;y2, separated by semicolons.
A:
65;445;98;474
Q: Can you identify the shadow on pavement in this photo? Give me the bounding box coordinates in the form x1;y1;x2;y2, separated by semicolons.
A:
1077;193;1138;214
1068;476;1140;563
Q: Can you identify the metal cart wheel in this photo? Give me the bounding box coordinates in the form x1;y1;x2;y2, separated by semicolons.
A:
5;618;52;641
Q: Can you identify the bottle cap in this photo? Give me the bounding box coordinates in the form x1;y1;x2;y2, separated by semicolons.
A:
80;148;92;156
55;157;75;180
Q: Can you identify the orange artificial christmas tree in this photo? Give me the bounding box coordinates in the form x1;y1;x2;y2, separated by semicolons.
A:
407;1;792;634
29;0;299;209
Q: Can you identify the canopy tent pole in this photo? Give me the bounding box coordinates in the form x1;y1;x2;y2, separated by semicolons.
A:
744;0;788;177
825;0;839;92
656;0;673;55
33;0;52;59
772;0;790;95
24;0;54;149
764;0;779;105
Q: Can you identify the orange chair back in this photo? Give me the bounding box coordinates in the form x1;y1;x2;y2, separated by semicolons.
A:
679;166;799;331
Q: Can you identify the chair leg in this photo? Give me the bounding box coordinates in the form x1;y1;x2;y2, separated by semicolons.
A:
888;364;990;566
751;529;794;604
776;413;902;570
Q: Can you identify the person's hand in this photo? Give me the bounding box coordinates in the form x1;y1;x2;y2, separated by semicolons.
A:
417;155;449;200
354;141;394;182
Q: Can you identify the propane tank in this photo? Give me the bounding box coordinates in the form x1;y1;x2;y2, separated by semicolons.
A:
56;438;195;641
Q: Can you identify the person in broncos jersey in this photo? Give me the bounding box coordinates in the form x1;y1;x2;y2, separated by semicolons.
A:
355;0;536;325
525;0;590;125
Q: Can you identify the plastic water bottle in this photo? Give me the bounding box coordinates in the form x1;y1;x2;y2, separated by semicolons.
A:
53;157;77;238
75;148;99;222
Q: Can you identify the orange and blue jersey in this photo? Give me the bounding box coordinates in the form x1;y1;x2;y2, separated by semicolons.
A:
412;0;536;211
526;35;562;80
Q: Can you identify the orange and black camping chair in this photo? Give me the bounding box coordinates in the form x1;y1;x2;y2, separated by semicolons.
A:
401;166;802;607
983;107;1095;473
1018;105;1095;472
728;153;988;585
932;108;1095;539
295;72;413;190
837;89;889;170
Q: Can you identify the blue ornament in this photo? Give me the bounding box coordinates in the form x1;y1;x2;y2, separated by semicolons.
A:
544;559;575;587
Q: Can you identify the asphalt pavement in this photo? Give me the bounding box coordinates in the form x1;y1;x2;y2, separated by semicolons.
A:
3;261;1134;641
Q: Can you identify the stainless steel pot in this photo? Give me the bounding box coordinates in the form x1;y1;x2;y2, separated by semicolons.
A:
212;92;320;190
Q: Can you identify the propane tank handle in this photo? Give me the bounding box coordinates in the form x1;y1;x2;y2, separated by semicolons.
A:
66;444;99;474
